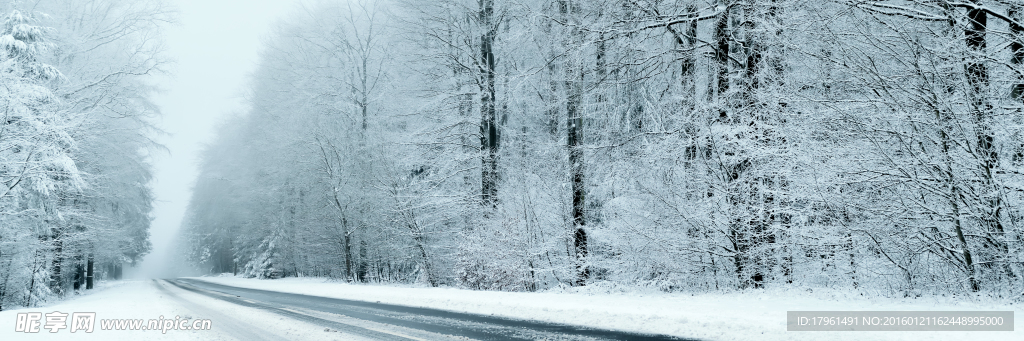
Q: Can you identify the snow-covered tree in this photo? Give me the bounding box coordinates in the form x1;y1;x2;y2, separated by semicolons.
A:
181;0;1024;298
0;0;167;310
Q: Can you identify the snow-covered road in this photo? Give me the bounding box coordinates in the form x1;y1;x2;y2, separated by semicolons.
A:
0;279;684;340
186;276;1024;341
170;278;682;340
2;277;1021;340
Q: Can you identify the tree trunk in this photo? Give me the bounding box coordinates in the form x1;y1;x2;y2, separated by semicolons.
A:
27;248;39;307
479;0;499;207
73;257;83;290
361;56;369;132
745;0;787;290
358;240;368;282
676;5;698;106
710;8;730;106
937;79;978;291
951;180;980;292
965;2;1013;284
86;254;93;290
743;5;770;288
343;217;353;282
1010;5;1024;287
713;3;763;289
559;0;588;287
413;231;437;287
1011;6;1024;99
569;73;587;286
49;228;63;297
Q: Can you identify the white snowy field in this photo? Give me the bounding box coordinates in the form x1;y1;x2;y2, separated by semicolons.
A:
194;276;1022;341
0;279;363;341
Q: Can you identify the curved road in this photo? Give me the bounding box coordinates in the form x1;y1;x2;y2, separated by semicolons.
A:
165;278;694;341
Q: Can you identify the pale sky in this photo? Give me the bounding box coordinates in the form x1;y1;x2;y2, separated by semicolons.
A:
134;0;302;278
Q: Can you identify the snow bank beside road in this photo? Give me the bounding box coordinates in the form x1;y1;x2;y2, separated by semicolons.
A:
0;279;363;341
191;276;1022;341
0;280;209;340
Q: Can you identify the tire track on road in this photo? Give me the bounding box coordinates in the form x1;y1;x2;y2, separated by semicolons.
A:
164;279;421;341
152;279;276;341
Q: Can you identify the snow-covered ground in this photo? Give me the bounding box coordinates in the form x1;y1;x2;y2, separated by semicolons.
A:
0;279;365;341
194;276;1022;341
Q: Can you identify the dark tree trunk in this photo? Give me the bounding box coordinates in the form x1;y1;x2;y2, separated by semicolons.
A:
86;254;94;290
358;240;368;282
949;173;978;292
712;4;759;289
27;247;39;307
344;222;353;282
965;2;1013;286
479;0;499;207
1011;10;1024;277
678;5;698;104
935;35;977;291
413;231;437;287
49;228;63;296
711;8;730;106
568;77;587;286
719;2;780;289
743;1;782;290
1011;6;1024;99
559;0;588;286
73;257;84;290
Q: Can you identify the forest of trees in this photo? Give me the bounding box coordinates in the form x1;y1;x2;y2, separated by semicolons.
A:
184;0;1024;297
0;0;167;310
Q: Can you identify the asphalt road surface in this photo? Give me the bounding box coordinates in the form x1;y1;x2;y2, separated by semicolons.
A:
164;278;693;341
